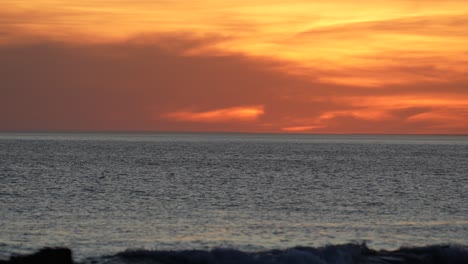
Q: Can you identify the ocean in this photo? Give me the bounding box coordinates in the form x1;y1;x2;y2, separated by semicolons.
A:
0;133;467;263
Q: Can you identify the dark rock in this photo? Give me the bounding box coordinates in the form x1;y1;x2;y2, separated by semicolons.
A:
1;248;73;264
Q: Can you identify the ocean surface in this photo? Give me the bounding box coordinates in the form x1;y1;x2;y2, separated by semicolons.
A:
0;133;467;262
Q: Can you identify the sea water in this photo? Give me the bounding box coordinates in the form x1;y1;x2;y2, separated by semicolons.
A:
0;133;467;261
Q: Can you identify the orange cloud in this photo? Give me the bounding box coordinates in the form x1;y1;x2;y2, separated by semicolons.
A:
405;110;468;130
1;1;468;134
318;110;392;122
282;125;324;132
1;38;467;134
336;95;468;109
164;106;265;123
2;1;467;89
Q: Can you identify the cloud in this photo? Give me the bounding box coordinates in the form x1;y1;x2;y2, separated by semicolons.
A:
298;15;468;38
0;34;467;134
0;35;308;132
287;14;468;87
2;1;467;91
164;106;265;123
318;110;392;122
281;125;324;132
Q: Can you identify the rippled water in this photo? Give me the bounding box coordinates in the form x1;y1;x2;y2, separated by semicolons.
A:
0;133;467;260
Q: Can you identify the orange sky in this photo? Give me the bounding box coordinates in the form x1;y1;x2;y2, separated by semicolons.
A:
1;0;467;133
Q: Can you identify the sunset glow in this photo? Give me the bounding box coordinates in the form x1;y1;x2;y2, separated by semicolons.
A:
164;106;265;123
1;0;467;133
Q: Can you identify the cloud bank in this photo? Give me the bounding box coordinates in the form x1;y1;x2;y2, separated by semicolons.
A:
1;34;467;134
1;0;467;133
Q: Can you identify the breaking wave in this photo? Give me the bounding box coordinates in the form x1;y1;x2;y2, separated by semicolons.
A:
2;244;467;264
81;244;468;264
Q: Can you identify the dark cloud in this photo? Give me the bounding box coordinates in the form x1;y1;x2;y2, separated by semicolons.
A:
1;35;467;133
0;36;316;132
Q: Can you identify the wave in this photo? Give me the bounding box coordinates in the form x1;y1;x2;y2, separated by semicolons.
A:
2;244;467;264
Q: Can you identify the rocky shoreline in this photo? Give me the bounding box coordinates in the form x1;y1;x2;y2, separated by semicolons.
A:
1;244;467;264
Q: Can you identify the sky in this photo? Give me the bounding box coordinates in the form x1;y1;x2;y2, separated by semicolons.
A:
1;0;468;133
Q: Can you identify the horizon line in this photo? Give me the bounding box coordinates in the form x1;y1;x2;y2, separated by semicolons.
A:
1;130;467;137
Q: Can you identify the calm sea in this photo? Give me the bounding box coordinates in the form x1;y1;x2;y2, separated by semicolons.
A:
0;133;467;261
